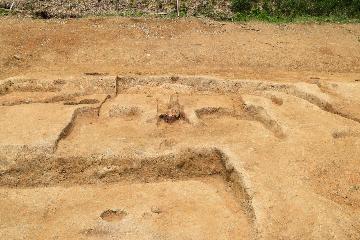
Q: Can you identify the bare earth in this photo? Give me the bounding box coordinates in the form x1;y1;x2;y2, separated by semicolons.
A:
0;17;360;240
1;17;360;82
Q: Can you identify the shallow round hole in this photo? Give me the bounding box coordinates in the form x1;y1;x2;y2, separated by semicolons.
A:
100;209;127;222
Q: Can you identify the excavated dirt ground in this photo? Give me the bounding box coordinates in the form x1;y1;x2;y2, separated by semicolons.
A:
1;17;360;240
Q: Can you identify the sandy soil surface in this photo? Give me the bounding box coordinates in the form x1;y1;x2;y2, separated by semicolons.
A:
0;17;360;240
0;177;252;240
0;17;360;81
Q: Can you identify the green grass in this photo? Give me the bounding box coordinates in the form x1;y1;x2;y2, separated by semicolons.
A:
231;0;360;23
78;9;145;19
0;8;10;16
117;10;144;18
232;12;360;23
90;11;360;23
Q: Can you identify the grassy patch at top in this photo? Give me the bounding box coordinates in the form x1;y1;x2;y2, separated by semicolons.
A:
232;12;360;23
0;8;10;16
231;0;360;23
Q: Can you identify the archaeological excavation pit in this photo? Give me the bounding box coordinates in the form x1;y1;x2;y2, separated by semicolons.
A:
0;148;256;239
1;75;360;239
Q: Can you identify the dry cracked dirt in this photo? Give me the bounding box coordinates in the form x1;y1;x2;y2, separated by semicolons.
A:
0;17;360;240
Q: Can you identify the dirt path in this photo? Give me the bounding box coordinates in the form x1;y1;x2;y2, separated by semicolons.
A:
1;17;360;82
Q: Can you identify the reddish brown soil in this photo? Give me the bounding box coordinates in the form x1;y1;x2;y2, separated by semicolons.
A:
0;17;360;82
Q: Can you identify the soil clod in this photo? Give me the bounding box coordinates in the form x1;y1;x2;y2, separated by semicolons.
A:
100;209;127;222
151;206;162;214
158;95;186;124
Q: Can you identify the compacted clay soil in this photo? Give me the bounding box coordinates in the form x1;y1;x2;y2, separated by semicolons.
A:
0;17;360;240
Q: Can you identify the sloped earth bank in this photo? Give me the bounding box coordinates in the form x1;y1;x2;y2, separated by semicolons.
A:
0;75;360;239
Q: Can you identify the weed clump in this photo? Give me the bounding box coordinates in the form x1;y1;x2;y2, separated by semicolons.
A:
231;0;360;22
